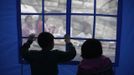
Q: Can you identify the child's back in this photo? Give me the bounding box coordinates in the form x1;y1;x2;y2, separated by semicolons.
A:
77;39;113;75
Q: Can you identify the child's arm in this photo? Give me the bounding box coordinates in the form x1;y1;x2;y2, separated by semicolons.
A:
21;34;35;59
55;34;76;62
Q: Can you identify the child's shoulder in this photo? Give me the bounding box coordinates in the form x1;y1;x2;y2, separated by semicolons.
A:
78;56;113;74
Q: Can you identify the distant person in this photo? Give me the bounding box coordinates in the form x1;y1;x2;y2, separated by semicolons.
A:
21;32;76;75
22;15;36;36
77;39;113;75
36;16;42;34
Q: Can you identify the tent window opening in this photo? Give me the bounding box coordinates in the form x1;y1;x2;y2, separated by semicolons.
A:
20;0;119;63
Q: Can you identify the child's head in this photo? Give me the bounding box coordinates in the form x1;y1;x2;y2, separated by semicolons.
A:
38;32;54;51
81;39;102;59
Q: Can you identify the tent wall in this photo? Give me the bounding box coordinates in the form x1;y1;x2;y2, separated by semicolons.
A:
0;0;21;75
0;0;134;75
115;0;134;75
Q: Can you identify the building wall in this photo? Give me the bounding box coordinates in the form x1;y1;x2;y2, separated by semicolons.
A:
0;0;134;75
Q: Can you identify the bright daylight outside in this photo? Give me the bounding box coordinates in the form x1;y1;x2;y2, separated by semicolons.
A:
21;0;118;62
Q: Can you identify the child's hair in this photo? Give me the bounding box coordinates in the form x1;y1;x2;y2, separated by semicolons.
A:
37;32;54;51
81;39;102;59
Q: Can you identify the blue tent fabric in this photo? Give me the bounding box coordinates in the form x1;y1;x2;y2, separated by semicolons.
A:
0;0;21;75
59;65;77;75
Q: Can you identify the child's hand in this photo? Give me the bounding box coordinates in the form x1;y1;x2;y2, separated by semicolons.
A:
64;34;70;43
28;33;36;41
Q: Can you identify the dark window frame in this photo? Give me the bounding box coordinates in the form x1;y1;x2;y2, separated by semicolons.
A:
17;0;122;66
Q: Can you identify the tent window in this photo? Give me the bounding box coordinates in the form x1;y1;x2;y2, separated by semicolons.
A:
20;0;118;63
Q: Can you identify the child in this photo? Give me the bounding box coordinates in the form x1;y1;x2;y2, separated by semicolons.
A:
21;32;76;75
77;39;113;75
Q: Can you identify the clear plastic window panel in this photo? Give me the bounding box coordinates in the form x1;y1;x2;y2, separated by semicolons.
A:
71;16;93;38
71;0;94;13
45;0;66;13
22;38;42;51
21;15;42;37
21;0;42;13
20;0;117;63
101;41;116;62
96;0;118;15
53;39;66;51
22;39;65;51
44;15;66;37
71;39;86;61
95;16;117;39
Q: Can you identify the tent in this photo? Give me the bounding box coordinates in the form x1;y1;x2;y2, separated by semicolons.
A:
0;0;134;75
